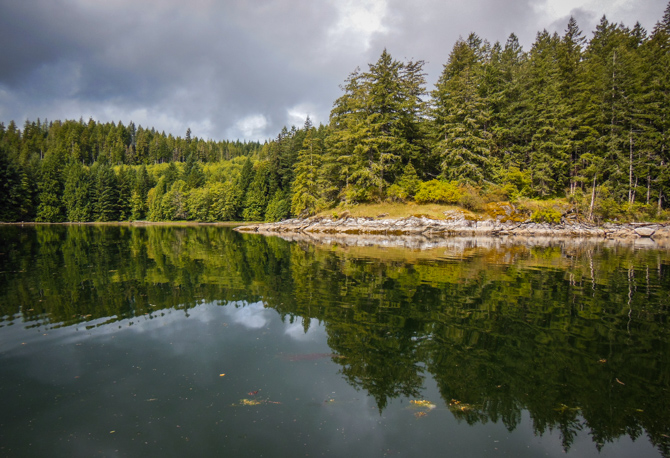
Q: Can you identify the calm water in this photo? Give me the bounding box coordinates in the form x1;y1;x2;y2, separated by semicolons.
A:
0;225;669;457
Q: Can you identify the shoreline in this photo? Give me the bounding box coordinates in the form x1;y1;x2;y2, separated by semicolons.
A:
0;221;251;227
235;215;670;248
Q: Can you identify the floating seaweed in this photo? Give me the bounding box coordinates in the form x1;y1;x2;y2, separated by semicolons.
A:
410;400;436;409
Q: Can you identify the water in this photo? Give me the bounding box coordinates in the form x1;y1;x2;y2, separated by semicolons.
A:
0;225;668;457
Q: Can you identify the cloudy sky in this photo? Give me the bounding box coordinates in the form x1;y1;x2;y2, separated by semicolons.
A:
0;0;666;142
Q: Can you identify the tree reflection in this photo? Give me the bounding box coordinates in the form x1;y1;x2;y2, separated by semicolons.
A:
0;225;669;455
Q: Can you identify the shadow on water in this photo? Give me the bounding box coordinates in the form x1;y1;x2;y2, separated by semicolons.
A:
1;224;669;456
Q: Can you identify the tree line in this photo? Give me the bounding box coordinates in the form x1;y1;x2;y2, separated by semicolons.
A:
2;4;670;223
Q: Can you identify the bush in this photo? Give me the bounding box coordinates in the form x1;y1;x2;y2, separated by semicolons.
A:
387;163;420;202
415;180;463;204
457;184;485;211
530;207;562;224
496;166;532;199
516;198;567;224
387;184;409;202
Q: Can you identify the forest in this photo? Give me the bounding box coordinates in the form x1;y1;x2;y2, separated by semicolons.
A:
2;5;670;223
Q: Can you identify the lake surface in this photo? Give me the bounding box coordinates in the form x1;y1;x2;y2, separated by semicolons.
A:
1;225;669;457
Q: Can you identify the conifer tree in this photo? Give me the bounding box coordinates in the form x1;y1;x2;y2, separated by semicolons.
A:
35;154;65;222
327;50;427;201
0;144;32;221
523;31;572;196
63;161;92;222
116;166;133;221
93;163;119;222
291;118;325;216
582;17;648;201
431;35;493;184
486;34;527;168
243;162;272;221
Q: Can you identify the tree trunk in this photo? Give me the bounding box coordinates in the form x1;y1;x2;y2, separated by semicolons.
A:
589;175;597;222
659;189;663;217
629;130;633;205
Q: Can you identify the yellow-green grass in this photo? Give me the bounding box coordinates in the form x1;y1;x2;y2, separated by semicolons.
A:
316;202;476;220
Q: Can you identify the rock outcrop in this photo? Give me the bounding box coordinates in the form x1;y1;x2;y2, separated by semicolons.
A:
235;214;670;248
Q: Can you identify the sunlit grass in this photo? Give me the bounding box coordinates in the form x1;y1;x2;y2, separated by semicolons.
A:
316;202;474;220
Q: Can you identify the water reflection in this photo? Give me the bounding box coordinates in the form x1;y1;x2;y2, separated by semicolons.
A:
0;224;669;456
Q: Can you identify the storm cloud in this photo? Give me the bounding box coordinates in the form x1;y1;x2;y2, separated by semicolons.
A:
0;0;665;141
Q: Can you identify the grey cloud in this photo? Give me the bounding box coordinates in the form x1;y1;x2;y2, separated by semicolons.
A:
0;0;668;141
373;0;543;86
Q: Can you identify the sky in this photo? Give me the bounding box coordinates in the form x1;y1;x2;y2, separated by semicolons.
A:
0;0;666;142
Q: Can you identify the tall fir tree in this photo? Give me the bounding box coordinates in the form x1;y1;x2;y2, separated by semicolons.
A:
522;31;572;196
291;118;325;216
93;163;119;222
431;35;493;184
35;153;65;222
63;161;92;222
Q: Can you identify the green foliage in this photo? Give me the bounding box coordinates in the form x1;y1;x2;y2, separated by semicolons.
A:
432;35;493;184
209;182;240;221
3;3;670;223
35;154;64;222
147;177;167;221
516;198;567;223
0;145;33;221
162;180;189;220
387;163;420;202
327;49;428;203
243;161;272;221
530;207;562;223
457;184;485;211
130;191;146;220
291;121;326;217
414;180;463;204
497;166;532;199
265;191;291;222
63;161;92;222
93;163;119;222
186;186;211;221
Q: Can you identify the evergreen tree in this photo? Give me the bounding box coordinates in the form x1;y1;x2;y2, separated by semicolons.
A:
431;35;493;184
35;154;65;222
291;118;325;216
116;166;133;221
63;161;92;222
523;31;572;196
183;154;205;189
0;144;32;221
235;157;255;219
486;33;527;168
581;17;645;201
327;50;427;201
243;162;272;221
559;17;588;195
93;163;119;222
130;165;151;220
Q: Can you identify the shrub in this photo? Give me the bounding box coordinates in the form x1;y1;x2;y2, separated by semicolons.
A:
457;184;485;211
415;180;463;204
530;207;562;224
496;166;532;199
386;184;409;202
388;163;420;202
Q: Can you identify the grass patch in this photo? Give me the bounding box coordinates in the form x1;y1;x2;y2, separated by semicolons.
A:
316;202;472;220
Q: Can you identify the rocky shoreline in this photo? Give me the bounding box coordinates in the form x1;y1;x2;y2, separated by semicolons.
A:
235;214;670;247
